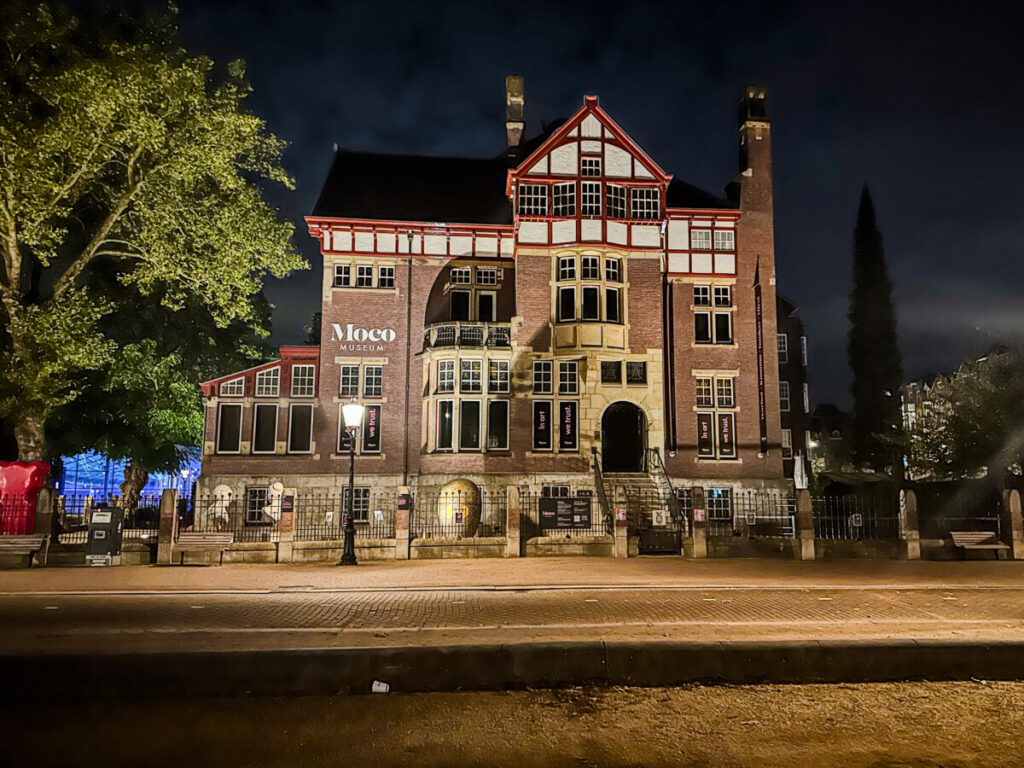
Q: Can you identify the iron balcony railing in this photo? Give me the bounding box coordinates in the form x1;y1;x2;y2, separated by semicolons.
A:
423;322;512;350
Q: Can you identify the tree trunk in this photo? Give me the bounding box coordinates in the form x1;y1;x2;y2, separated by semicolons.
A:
120;460;149;520
14;415;46;462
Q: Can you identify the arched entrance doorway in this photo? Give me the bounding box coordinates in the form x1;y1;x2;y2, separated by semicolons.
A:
601;402;646;472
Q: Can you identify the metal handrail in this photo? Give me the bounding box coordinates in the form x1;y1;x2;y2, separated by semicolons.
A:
648;447;682;521
590;446;613;532
423;321;514;350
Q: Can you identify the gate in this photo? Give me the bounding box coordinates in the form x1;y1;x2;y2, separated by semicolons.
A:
632;490;687;555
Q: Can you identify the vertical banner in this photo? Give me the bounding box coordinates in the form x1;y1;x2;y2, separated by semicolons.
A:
559;401;578;451
753;256;769;455
338;419;355;453
717;412;736;458
362;405;382;453
533;401;552;450
697;412;715;457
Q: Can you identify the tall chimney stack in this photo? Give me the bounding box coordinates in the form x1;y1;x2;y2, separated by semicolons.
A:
505;75;525;148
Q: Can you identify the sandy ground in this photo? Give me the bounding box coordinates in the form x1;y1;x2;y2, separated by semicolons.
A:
4;681;1022;767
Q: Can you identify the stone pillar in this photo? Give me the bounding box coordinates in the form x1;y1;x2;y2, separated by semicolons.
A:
505;486;521;558
33;486;56;538
156;489;179;565
1001;489;1024;560
613;485;628;558
83;495;94;526
394;486;411;560
689;486;707;559
276;488;296;563
901;489;921;561
796;489;815;561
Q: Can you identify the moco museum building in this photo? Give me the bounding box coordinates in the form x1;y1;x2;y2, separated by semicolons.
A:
198;81;786;552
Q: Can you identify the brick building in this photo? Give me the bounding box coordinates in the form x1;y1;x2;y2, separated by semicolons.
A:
198;80;787;525
776;294;809;479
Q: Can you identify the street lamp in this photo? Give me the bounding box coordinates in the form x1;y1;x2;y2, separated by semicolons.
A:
339;401;365;566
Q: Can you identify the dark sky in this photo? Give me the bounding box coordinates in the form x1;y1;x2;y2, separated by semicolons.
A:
72;0;1024;406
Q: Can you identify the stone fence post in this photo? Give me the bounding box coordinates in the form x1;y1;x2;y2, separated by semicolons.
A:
505;486;521;558
1001;489;1024;560
276;488;296;563
901;489;921;560
688;487;707;559
613;485;629;558
33;486;56;539
795;489;815;561
156;488;179;565
394;486;411;560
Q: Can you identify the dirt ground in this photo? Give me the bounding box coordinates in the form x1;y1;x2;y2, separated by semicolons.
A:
4;681;1022;767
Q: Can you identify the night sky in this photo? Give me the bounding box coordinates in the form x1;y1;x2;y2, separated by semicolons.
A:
71;0;1024;406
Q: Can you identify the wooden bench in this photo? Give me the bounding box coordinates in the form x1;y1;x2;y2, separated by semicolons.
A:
0;534;50;566
171;532;233;565
951;530;1010;559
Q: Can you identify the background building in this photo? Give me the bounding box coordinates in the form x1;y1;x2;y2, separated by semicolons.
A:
776;294;809;479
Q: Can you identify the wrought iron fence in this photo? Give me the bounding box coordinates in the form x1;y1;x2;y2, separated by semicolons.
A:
914;483;1003;539
812;495;899;540
294;492;397;540
411;489;506;538
52;494;163;544
423;322;513;350
1;494;34;536
625;489;685;534
521;491;609;539
180;494;280;542
706;489;796;538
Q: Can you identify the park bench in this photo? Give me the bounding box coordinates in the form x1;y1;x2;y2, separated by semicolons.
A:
0;534;50;566
171;532;233;565
950;530;1009;559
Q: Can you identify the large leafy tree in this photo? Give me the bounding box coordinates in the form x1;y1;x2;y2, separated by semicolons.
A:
0;3;304;461
847;188;903;472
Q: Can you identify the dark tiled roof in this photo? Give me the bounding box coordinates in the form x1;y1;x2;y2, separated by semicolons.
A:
666;178;736;210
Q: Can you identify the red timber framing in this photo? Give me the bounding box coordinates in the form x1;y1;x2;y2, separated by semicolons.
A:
305;218;515;261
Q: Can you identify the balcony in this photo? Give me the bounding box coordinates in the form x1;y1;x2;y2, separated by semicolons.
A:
423;322;512;350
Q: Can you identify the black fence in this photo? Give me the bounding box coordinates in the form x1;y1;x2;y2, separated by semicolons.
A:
522;491;610;539
624;490;685;533
180;493;280;543
294;492;397;540
706;489;796;538
411;489;506;539
54;494;163;544
812;494;900;540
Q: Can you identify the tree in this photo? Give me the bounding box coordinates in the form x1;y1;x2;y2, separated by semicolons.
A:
0;3;305;461
847;188;903;472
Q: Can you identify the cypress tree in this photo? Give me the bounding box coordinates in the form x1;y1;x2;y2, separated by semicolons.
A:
847;187;903;471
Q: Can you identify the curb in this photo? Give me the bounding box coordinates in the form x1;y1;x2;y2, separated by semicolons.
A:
5;640;1024;699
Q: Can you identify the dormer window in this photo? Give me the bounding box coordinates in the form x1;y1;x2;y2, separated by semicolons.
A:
220;377;244;397
581;157;601;177
552;183;576;217
630;187;659;219
518;184;548;216
255;368;280;397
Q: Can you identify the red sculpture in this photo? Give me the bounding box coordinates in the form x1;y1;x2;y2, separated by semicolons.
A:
0;461;50;535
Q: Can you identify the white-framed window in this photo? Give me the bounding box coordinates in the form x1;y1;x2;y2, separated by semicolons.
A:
690;229;712;250
581;181;602;216
558;286;576;322
606;184;626;218
363;365;383;398
630;187;659;219
714;286;731;307
219;377;244;397
780;381;791;412
693;285;711;307
487;400;509;450
436;360;455;394
356;265;373;287
626;361;647;384
695;304;733;345
581;255;600;280
377;265;395;289
605;287;621;323
333;264;350;287
558;361;579;395
605;258;621;282
252;404;278;454
339;365;359;397
287;403;314;453
713;230;735;251
460;359;482;393
459;399;481;450
488;360;510;393
255;368;279;397
475;267;497;286
244;487;269;524
290;365;316;397
781;428;793;459
801;336;808;367
436;400;455;451
553;182;576;217
581;157;601;177
518;183;548;216
533;360;553;394
715;313;733;344
716;378;735;408
777;334;788;364
803;382;810;414
450;267;472;285
342;487;370;522
581;285;600;321
216;403;242;454
558;256;576;281
696;377;714;408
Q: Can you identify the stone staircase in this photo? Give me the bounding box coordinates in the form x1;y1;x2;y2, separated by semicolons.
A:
601;472;667;517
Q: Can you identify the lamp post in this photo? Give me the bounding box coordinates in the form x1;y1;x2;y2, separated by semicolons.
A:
339;401;365;566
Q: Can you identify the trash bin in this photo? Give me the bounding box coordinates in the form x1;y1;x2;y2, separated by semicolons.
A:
86;507;124;566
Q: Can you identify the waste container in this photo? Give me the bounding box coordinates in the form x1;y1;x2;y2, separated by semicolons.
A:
86;507;124;566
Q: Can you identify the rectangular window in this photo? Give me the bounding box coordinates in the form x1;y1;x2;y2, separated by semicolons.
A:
777;334;788;364
714;286;731;307
290;365;316;397
518;183;548;216
245;487;269;524
601;361;621;384
219;377;244;397
716;378;735;408
605;258;621;282
476;292;496;322
781;428;793;459
460;360;482;393
714;230;735;251
252;404;278;454
363;365;383;398
487;400;509;450
714;313;733;344
450;290;471;321
542;485;571;498
559;400;579;451
626;361;647;384
630;187;659;219
558;286;576;322
460;400;481;450
437;401;454;450
362;404;381;453
333;264;350;287
693;285;711;306
800;336;808;367
696;377;714;408
803;382;810;414
606;185;626;218
707;488;733;519
695;312;712;344
605;288;621;323
533;401;553;450
581;157;601;177
356;265;373;287
533;360;553;394
780;381;791;412
255;368;279;397
216;403;242;453
288;403;313;453
450;267;472;285
475;267;497;286
377;265;395;289
552;182;576;217
581;286;600;320
488;360;510;393
581;181;602;216
581;255;600;280
558;361;579;395
339;365;359;397
690;229;712;250
558;256;576;282
342;487;370;523
436;360;455;394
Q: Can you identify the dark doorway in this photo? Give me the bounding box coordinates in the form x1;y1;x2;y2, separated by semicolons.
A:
450;291;470;321
601;401;646;472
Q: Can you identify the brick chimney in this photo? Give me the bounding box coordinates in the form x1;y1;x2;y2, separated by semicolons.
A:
505;75;525;148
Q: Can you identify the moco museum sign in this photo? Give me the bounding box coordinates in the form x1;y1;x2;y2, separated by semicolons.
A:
329;323;397;352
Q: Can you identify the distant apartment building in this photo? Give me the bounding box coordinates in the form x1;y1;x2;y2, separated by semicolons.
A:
776;294;809;478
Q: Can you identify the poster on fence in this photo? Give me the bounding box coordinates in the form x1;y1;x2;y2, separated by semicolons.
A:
539;497;591;530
